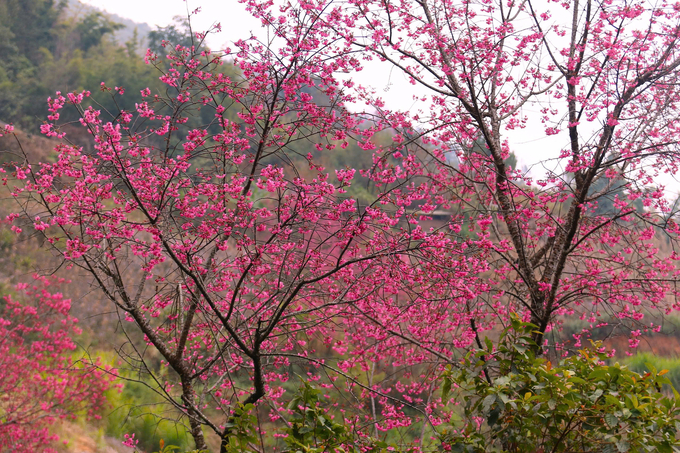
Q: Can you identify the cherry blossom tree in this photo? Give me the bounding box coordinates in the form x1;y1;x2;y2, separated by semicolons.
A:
240;0;680;348
8;0;680;450
0;276;114;453
5;25;440;449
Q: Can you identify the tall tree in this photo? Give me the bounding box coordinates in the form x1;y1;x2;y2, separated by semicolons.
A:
74;12;124;52
147;17;204;59
6;28;432;449
243;0;680;348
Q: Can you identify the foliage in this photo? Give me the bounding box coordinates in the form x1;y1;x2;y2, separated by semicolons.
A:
0;0;176;130
74;12;124;52
156;380;409;453
0;0;63;126
626;353;680;392
283;381;359;453
147;18;204;59
442;317;680;453
219;404;259;453
276;380;415;453
104;371;195;453
153;441;208;453
0;277;115;452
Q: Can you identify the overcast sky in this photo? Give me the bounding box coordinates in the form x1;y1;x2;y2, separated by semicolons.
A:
80;0;437;121
79;0;259;47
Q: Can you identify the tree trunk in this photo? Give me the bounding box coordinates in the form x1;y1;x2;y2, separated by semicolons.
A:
181;378;208;451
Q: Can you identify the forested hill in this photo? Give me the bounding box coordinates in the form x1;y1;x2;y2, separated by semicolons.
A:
62;0;153;47
0;0;175;131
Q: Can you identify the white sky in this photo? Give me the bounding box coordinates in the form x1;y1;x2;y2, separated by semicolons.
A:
79;0;257;46
79;1;426;110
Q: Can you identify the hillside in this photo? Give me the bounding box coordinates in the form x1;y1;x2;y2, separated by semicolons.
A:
0;0;167;131
62;0;152;47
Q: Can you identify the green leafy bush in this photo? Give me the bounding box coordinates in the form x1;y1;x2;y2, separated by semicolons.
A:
441;317;680;453
626;353;680;391
104;369;194;452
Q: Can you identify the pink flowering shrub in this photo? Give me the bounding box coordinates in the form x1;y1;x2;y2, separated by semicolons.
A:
0;277;114;452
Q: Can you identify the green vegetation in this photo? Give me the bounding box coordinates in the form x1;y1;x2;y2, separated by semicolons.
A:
442;317;680;453
105;373;196;452
0;0;163;130
626;353;680;392
151;335;680;453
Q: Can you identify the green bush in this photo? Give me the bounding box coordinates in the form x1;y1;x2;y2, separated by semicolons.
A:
104;368;194;452
626;353;680;391
441;316;680;453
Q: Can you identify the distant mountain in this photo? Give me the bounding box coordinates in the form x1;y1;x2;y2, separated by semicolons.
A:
62;0;152;47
